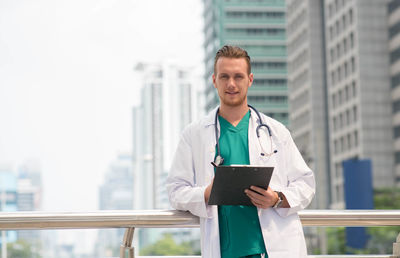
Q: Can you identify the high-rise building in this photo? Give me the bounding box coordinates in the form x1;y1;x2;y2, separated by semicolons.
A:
325;0;394;208
203;0;289;125
287;0;395;208
16;162;43;246
0;167;18;249
132;60;201;249
286;0;331;210
389;0;400;186
96;153;133;257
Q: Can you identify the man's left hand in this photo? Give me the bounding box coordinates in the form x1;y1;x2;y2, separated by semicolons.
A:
244;186;278;209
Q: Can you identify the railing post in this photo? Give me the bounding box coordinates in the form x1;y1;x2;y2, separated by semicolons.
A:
392;233;400;258
120;227;135;258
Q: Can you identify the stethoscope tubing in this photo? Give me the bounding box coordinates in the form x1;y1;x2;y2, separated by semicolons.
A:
213;104;275;167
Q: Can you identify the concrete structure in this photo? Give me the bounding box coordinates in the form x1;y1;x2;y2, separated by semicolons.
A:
325;0;393;208
16;162;43;247
0;168;18;250
286;0;331;210
132;61;201;250
96;153;133;257
389;0;400;186
203;0;289;125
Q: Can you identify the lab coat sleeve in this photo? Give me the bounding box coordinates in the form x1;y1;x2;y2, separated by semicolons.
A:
166;128;212;219
275;130;316;217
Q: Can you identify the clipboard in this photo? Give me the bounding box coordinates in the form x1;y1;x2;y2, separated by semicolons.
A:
208;165;274;206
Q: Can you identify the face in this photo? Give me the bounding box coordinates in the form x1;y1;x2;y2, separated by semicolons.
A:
212;57;253;108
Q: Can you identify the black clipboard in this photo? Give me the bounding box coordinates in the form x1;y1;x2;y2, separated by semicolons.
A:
208;165;274;206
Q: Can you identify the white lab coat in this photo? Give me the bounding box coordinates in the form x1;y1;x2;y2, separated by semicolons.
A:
167;107;315;258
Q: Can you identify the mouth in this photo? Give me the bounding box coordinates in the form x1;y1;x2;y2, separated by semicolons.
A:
225;91;239;95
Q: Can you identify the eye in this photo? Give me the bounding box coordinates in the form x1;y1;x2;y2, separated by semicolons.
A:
220;74;228;79
235;74;244;80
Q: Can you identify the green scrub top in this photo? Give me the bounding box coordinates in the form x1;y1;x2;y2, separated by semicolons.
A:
216;110;267;258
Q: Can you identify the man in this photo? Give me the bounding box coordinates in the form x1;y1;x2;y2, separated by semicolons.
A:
167;45;315;258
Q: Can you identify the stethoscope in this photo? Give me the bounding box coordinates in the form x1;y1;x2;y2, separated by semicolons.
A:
212;104;278;167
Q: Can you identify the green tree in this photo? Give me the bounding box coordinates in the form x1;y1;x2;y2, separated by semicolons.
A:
7;240;41;258
325;187;400;254
139;233;200;256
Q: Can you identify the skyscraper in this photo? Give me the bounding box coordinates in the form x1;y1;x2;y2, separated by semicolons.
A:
286;0;331;210
389;0;400;186
203;0;289;125
0;167;18;250
132;60;201;249
96;153;133;257
325;0;394;208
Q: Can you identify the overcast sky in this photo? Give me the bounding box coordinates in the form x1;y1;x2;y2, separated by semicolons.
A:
0;0;204;212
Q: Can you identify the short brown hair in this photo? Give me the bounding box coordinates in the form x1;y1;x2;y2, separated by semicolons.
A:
214;45;251;75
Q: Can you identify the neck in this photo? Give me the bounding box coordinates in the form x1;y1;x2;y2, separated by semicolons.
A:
219;102;249;126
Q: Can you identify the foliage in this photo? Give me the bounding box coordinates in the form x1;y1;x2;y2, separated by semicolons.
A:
324;187;400;255
139;233;200;256
7;240;41;258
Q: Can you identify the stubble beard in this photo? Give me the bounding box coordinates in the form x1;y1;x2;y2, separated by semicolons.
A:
220;92;247;108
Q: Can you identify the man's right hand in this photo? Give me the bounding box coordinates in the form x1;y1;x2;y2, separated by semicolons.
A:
204;179;214;203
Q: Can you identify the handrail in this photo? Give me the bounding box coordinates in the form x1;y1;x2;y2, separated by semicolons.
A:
0;209;400;230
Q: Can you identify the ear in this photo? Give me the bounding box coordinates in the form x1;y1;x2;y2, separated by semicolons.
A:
212;73;217;88
248;73;254;88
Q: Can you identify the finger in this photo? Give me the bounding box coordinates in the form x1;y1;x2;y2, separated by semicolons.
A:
250;186;267;196
251;199;267;209
247;194;268;206
245;189;268;203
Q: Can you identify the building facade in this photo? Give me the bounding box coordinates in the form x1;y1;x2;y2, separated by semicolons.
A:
132;61;201;249
325;0;394;208
389;0;400;186
203;0;289;125
96;153;133;257
286;0;331;210
0;168;18;250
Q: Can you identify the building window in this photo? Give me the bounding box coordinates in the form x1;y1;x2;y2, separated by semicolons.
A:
391;46;400;64
353;105;358;122
339;113;344;128
339;89;343;104
344;62;348;77
346;109;350;125
336;20;340;37
338;66;342;81
394;100;400;113
351;56;356;73
337;43;341;59
345;85;349;101
347;133;352;149
342;14;347;30
340;136;345;151
331;48;335;63
343;38;347;54
349;9;353;25
389;0;400;14
350;32;354;48
354;130;358;147
392;72;400;89
332;94;337;109
396;152;400;164
394;126;400;139
352;81;357;97
333;117;337;130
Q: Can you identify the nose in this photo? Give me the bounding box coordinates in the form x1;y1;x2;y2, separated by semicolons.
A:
227;77;235;88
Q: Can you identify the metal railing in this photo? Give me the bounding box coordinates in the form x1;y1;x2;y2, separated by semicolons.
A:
0;209;400;258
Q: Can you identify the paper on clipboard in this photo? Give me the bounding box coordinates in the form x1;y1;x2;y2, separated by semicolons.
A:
208;165;274;206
